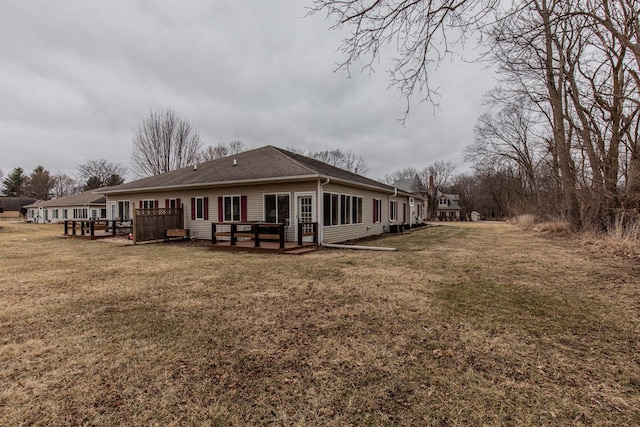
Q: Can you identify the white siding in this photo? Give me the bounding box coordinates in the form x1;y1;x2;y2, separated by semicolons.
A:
321;182;391;244
107;181;317;241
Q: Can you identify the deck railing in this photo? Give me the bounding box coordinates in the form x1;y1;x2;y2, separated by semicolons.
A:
63;219;132;238
211;221;318;249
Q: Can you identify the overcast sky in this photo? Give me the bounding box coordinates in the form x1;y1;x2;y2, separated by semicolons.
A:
0;0;496;183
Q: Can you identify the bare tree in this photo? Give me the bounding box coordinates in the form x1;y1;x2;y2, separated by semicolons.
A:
427;160;456;191
132;109;202;176
76;159;126;190
51;173;77;198
382;168;420;185
309;0;499;118
228;140;246;155
308;149;369;174
201;141;248;161
201;143;229;161
25;165;54;200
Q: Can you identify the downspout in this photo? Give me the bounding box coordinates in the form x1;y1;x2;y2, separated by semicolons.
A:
319;178;330;243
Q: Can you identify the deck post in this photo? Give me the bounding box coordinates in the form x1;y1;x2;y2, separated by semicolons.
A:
90;221;95;238
279;223;285;249
112;220;116;236
64;220;68;235
313;222;318;244
230;224;237;246
80;221;85;236
211;223;217;244
253;224;260;247
297;222;303;246
72;221;76;235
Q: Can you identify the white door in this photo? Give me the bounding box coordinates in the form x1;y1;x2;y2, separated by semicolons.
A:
296;193;315;243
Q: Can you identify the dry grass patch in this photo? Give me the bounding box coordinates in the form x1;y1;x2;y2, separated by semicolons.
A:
1;222;639;425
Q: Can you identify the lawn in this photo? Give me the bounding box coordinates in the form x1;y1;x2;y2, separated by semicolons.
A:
0;222;638;425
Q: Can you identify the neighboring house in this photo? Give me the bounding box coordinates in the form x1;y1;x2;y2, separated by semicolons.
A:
0;197;37;220
435;191;462;221
24;191;107;223
99;146;426;244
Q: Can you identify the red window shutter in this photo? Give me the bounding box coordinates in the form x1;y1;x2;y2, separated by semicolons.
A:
204;197;209;220
165;199;169;209
218;197;223;222
241;196;247;222
191;198;196;220
176;198;181;209
155;200;159;209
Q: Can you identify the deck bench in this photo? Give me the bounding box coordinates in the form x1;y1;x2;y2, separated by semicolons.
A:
164;228;190;242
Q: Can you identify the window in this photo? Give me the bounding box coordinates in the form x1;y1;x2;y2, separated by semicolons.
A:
52;209;58;219
100;208;107;218
168;198;177;209
390;200;398;221
191;197;209;220
63;209;68;219
323;193;340;226
142;199;156;209
73;208;88;219
373;198;382;223
264;194;290;224
196;197;204;220
352;196;363;224
224;196;240;222
340;194;351;225
117;201;130;220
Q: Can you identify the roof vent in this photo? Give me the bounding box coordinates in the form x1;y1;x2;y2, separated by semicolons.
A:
193;164;198;171
233;159;237;166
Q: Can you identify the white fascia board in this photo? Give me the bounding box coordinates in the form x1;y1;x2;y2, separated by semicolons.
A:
100;174;321;195
321;176;395;194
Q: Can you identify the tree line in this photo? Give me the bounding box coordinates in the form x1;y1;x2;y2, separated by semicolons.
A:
2;109;371;200
312;0;640;230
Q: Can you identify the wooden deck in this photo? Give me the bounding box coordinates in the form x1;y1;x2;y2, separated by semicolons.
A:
62;220;132;240
208;240;318;254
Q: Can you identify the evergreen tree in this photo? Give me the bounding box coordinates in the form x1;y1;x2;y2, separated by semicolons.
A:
1;167;27;197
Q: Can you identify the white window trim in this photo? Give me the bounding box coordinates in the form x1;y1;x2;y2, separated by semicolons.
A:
373;198;382;224
223;195;241;222
263;192;291;224
195;196;205;220
390;200;398;222
142;199;156;209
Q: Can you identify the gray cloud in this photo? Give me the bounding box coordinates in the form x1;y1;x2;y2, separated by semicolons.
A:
0;0;495;182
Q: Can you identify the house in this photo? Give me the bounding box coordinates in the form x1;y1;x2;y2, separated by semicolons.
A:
24;190;107;223
0;197;37;220
391;175;428;224
100;146;426;244
434;191;462;221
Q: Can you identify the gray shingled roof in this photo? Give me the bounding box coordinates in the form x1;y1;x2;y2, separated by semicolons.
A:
24;191;105;208
0;197;37;211
102;146;396;194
